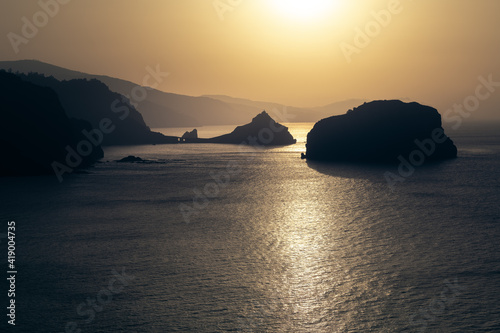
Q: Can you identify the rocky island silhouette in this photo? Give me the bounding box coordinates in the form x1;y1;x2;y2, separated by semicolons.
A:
303;100;457;163
182;111;296;145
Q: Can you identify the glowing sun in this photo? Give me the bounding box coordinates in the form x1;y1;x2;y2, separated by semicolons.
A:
270;0;339;21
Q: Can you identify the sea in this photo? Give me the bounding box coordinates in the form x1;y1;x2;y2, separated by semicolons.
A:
1;122;499;332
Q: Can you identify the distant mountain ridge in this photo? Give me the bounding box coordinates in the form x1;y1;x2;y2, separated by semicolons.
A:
204;94;367;123
0;60;367;127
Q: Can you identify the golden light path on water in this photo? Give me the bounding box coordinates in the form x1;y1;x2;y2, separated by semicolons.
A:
250;120;401;331
247;146;353;331
274;179;335;331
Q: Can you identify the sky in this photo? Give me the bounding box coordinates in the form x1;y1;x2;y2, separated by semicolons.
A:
1;0;500;119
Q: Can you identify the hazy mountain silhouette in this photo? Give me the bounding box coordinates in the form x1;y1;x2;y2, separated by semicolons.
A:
0;60;367;127
205;95;367;122
304;100;457;163
0;60;255;127
0;71;103;176
13;72;178;146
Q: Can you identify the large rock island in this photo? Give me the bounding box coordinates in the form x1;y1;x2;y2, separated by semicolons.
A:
304;100;457;163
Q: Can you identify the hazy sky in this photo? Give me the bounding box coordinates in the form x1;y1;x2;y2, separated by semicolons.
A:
1;0;499;119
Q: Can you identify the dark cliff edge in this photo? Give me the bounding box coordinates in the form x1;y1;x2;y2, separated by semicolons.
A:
186;111;296;145
14;72;178;145
304;100;457;163
0;71;104;177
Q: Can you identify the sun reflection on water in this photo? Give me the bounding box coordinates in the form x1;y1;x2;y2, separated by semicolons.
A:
260;176;347;331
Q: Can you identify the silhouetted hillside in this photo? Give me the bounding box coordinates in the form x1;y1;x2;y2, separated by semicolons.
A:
14;72;178;145
0;60;256;127
0;60;367;127
305;100;457;163
0;71;103;177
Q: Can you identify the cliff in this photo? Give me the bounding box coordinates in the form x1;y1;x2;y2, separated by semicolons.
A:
13;72;178;145
0;71;103;177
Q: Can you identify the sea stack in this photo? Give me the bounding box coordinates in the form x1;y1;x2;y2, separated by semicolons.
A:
206;111;296;145
304;100;457;163
182;129;198;139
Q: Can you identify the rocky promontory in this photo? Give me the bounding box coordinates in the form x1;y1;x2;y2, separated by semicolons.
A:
14;72;179;145
304;100;457;163
182;129;198;140
203;111;296;145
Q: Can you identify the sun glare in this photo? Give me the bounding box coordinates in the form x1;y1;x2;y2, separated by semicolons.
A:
270;0;339;21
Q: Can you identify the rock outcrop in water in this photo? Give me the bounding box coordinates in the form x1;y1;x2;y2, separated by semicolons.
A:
116;156;145;163
304;100;457;163
202;111;296;145
182;129;198;139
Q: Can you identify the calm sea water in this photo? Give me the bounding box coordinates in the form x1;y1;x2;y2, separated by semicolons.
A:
1;122;499;332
